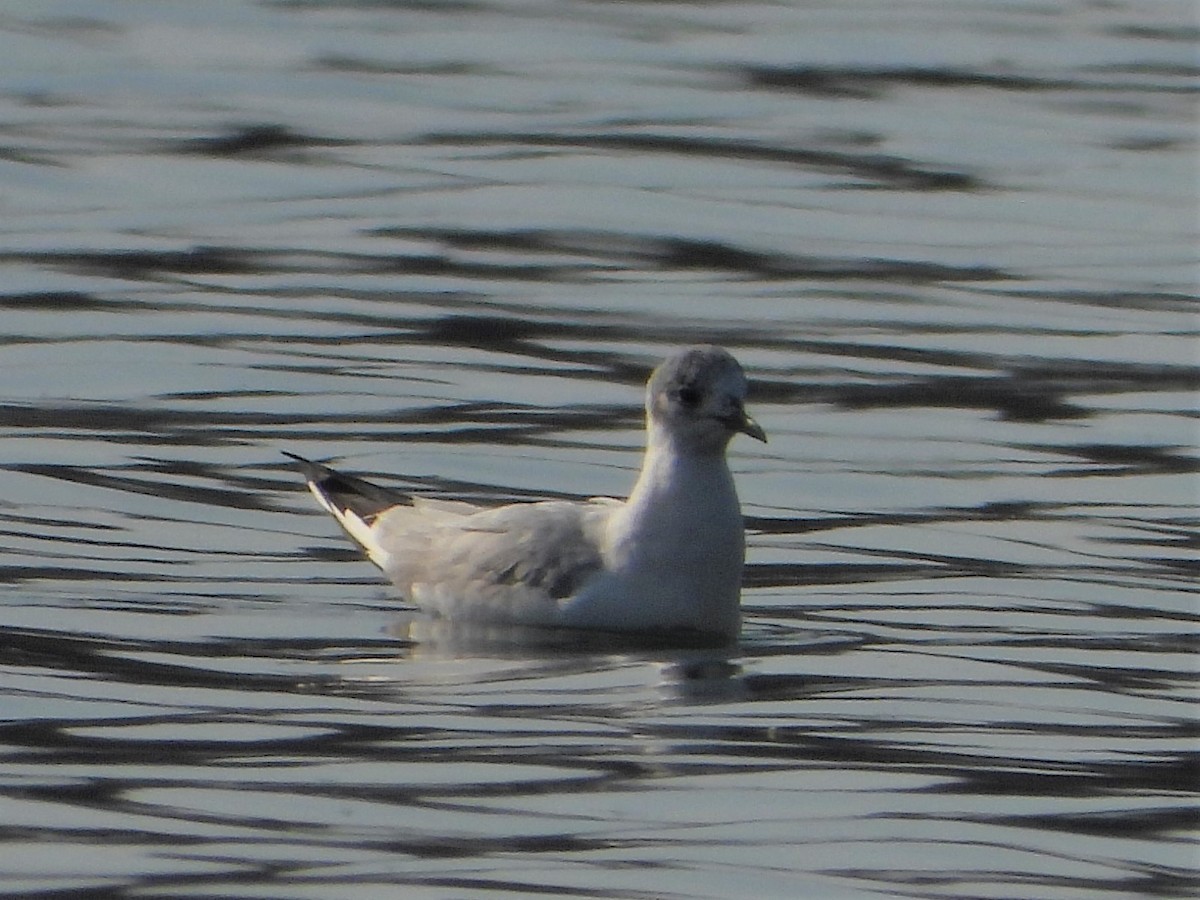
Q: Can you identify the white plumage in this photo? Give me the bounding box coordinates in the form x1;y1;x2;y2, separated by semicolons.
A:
288;345;765;641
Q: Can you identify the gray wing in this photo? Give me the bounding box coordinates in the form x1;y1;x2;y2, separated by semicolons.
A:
374;498;620;624
453;501;611;599
287;452;622;624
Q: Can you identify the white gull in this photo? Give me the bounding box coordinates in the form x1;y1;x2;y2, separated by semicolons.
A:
287;345;765;641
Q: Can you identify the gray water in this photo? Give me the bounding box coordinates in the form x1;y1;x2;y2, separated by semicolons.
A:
1;1;1197;898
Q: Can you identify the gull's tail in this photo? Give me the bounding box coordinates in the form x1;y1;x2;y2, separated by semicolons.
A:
283;452;409;566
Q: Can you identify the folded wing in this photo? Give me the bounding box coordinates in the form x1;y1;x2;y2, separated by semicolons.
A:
289;453;620;624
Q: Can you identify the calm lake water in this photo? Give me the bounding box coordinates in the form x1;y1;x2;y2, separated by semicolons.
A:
1;1;1197;898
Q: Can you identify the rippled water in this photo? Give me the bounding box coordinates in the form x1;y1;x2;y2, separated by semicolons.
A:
1;1;1197;897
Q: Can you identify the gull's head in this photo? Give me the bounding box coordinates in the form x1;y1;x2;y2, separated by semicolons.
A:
646;345;767;452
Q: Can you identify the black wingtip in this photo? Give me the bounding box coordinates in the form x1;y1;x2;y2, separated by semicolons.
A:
283;451;412;517
281;450;333;483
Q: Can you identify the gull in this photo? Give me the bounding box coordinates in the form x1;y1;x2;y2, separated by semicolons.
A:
287;345;765;641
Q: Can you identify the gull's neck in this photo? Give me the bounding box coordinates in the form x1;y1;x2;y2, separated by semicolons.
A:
593;416;744;637
620;419;740;545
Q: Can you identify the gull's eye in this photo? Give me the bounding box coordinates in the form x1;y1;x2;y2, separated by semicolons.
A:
675;385;701;408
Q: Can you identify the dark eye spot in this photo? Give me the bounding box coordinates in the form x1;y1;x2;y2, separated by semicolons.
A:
676;385;701;408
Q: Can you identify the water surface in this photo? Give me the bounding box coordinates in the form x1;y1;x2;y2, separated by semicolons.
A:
0;1;1196;898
